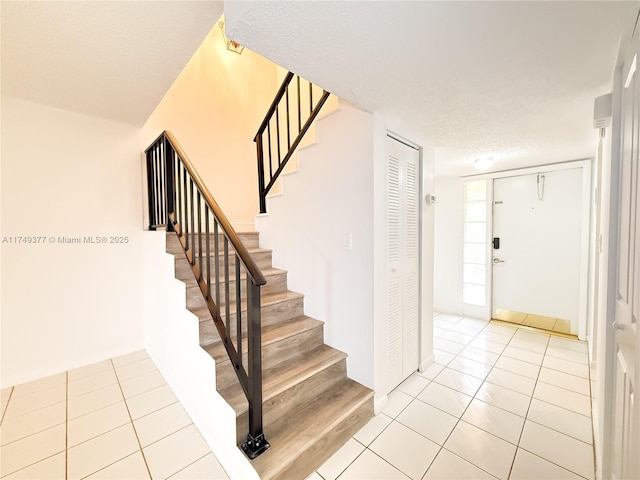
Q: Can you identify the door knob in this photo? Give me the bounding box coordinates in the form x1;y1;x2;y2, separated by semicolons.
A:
493;257;505;264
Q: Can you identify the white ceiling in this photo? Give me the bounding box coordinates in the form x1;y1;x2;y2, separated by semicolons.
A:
1;1;223;126
225;1;639;176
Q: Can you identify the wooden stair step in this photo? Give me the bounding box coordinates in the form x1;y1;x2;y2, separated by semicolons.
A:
195;290;305;345
166;231;260;252
251;378;374;480
171;247;273;271
181;268;288;302
202;315;324;364
217;344;346;415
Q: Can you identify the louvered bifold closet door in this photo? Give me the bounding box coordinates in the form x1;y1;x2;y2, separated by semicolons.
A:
386;136;421;388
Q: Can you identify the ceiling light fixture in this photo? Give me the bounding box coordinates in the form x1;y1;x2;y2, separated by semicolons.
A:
218;19;245;55
474;157;494;170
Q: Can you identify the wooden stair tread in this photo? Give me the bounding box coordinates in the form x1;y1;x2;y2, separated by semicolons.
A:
189;289;305;322
219;344;346;415
180;267;287;289
169;246;273;260
202;315;323;361
252;378;374;480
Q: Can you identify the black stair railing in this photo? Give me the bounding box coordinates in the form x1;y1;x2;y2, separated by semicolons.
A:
255;72;331;213
146;131;269;459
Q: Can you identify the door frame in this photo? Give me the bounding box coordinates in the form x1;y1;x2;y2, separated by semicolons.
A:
463;159;592;340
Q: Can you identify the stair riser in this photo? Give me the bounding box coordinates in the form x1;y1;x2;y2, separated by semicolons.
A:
207;324;325;387
235;359;347;444
184;273;287;308
167;232;259;252
271;398;374;480
198;296;305;345
173;251;272;277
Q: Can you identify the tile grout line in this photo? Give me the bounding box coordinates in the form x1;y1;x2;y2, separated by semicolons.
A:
0;386;14;425
506;333;549;479
111;358;153;480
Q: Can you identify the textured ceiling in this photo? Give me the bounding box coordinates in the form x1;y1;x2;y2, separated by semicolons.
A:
1;1;223;126
225;1;639;176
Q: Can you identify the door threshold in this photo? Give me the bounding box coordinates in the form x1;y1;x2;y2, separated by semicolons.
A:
490;319;579;340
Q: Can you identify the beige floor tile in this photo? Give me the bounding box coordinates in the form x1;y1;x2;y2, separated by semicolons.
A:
493;356;540;380
2;384;66;420
475;382;531;417
115;358;158;382
396;399;458;445
125;384;178;419
3;452;66;480
417;381;473;418
448;356;492;380
68;369;118;398
68;359;113;382
134;402;192;447
317;438;365;480
10;372;66;399
501;346;544;366
444;421;516;480
67;423;139;479
0;402;66;446
485;368;536;397
169;453;229;479
542;356;590;379
510;448;582;479
370;421;440;480
353;413;393;446
120;370;166;399
548;337;588;353
545;346;589;365
396;373;430;397
527;399;593;444
538;368;590;396
382;390;413;418
339;448;409;479
519;421;594;480
68;401;131;447
86;451;150;479
462;399;525;445
533;382;591;417
1;387;13;403
68;383;123;420
508;337;548;354
424;448;497;479
111;350;150;368
433;368;483;397
143;425;211;479
417;363;444;380
0;424;66;477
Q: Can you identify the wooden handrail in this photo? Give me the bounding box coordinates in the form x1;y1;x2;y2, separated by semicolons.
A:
155;131;266;286
254;72;295;140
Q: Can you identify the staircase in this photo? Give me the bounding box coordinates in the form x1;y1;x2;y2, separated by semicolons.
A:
166;231;374;480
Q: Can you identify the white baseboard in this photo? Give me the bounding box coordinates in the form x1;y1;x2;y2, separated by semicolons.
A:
374;395;389;415
419;354;435;373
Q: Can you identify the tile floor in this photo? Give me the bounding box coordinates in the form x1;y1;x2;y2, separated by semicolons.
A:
1;315;594;480
310;313;594;480
0;350;229;479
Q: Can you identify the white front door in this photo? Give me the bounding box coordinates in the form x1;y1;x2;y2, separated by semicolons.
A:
608;31;639;480
492;169;583;332
387;135;420;387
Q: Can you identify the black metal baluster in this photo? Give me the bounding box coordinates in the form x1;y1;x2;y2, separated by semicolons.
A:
297;76;302;133
183;166;189;248
154;146;161;227
205;207;211;298
224;237;231;348
197;193;203;281
256;136;266;214
276;106;281;168
267;122;273;181
286;85;291;150
309;81;313;114
214;221;221;318
236;260;242;371
189;178;195;261
146;150;156;229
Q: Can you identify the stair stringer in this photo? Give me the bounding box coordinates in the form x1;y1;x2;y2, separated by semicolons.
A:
142;230;259;480
255;100;377;393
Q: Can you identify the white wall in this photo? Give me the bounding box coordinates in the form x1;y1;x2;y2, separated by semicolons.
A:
141;24;277;230
256;102;376;389
0;97;148;387
142;232;258;480
433;176;464;315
